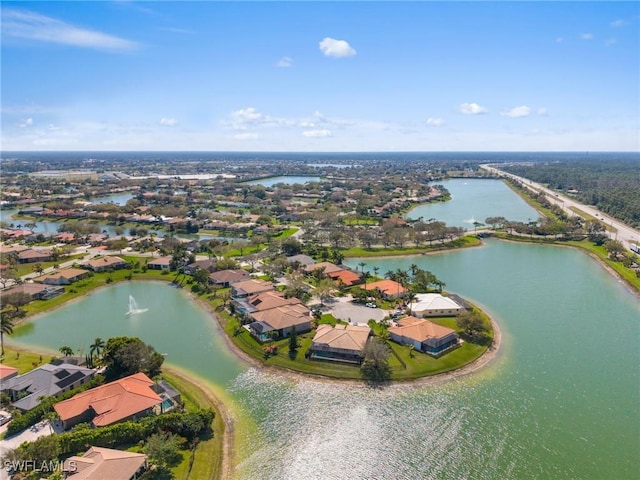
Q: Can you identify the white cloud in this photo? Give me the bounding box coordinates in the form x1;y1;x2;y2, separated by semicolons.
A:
537;107;548;116
458;102;488;115
581;33;593;40
302;129;332;137
426;117;445;127
160;117;177;127
610;19;625;28
605;38;617;47
1;8;140;51
501;105;531;118
319;37;356;58
555;36;564;43
234;133;260;140
19;117;34;127
276;56;293;67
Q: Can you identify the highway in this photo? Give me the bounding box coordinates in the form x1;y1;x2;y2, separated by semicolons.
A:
480;164;640;253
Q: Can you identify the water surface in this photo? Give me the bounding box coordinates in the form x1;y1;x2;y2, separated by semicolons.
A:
407;179;539;229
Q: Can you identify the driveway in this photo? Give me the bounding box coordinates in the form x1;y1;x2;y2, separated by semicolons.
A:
326;295;388;325
0;420;61;480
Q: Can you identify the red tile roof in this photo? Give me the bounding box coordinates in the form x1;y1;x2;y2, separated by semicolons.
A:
54;372;162;427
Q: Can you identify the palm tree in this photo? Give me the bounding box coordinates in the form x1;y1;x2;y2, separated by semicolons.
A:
90;337;105;363
1;313;15;357
59;345;74;357
372;266;379;279
358;261;367;274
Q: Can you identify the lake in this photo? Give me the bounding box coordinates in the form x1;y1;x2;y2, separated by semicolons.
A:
243;175;323;187
8;176;640;479
407;178;540;229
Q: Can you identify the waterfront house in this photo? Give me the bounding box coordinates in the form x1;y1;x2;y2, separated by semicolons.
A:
54;372;162;430
327;269;361;287
409;293;465;317
146;256;173;271
247;304;312;341
233;290;301;318
388;316;459;355
309;324;372;364
0;363;18;382
184;259;217;275
63;446;148;480
209;269;250;287
231;279;274;299
363;279;406;299
36;267;90;286
1;363;96;412
0;283;64;301
85;256;127;272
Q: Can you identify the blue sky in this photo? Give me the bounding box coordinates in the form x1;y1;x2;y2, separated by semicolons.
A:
1;1;639;151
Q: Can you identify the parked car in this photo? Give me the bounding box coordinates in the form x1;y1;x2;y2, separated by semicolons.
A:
365;302;377;308
0;413;13;426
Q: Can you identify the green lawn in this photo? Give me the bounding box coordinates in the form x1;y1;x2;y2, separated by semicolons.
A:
214;293;493;381
15;253;87;276
342;236;481;258
0;346;53;373
568;207;617;232
161;370;224;480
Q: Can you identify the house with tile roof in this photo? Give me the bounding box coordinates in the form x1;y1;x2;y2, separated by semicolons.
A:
208;269;250;287
0;363;18;382
234;290;301;318
309;324;372;364
85;256;127;272
63;446;147;480
36;268;90;285
363;279;406;298
231;279;274;299
1;363;96;412
54;372;162;430
388;316;459;356
247;304;312;342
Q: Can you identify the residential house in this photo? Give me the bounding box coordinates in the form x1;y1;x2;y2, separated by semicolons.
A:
327;269;361;287
388;316;459;355
85;256;127;272
0;363;18;382
309;324;371;364
36;268;91;286
1;363;96;412
304;261;345;276
184;259;217;275
146;256;173;271
409;293;465;317
248;304;312;342
209;269;251;287
17;248;52;264
285;254;316;267
231;279;274;299
0;283;64;301
54;372;162;430
56;232;76;243
233;290;301;318
363;279;406;299
63;446;147;480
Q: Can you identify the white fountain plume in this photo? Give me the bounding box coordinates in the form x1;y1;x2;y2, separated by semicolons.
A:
126;295;148;315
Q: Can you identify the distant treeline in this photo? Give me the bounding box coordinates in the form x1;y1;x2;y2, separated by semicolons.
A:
502;157;640;228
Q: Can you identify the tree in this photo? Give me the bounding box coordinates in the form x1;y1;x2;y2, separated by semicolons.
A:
0;312;15;357
89;337;105;364
59;345;74;357
33;262;44;275
315;278;334;307
288;326;298;359
0;268;18;289
604;240;625;260
102;336;165;380
361;338;391;382
4;292;32;314
144;432;183;471
456;311;489;338
193;268;211;286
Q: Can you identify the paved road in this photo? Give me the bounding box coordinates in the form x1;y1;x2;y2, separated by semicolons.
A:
481;164;640;252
